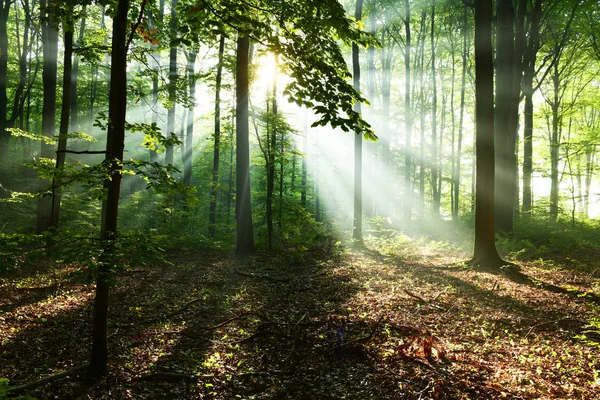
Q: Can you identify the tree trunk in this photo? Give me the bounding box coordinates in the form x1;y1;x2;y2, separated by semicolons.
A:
235;35;254;255
417;11;426;219
165;0;178;166
301;110;308;208
149;0;165;163
454;5;469;220
494;0;520;234
471;0;504;268
183;50;196;186
36;0;58;234
521;0;542;215
70;7;85;134
0;0;12;161
549;63;560;221
208;37;225;235
352;0;363;244
52;12;74;228
403;0;412;221
88;0;129;378
430;0;440;217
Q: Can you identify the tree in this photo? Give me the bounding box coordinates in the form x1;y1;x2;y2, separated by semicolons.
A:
52;7;75;228
234;35;254;255
403;0;412;221
470;0;504;268
493;0;521;234
165;0;178;166
352;0;363;244
208;35;225;237
183;48;196;186
88;0;140;377
36;0;59;234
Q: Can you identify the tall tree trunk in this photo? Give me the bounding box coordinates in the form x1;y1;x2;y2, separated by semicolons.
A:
165;0;178;166
52;12;74;228
301;109;308;208
403;0;412;221
235;35;254;255
70;6;85;134
36;0;58;234
0;0;12;161
149;0;164;163
183;50;195;186
454;5;469;220
88;0;130;378
265;56;278;249
380;34;393;216
276;57;284;232
449;25;457;220
430;0;439;217
208;37;225;236
417;11;426;219
521;0;542;215
353;0;363;244
549;63;560;221
494;0;519;234
471;0;504;268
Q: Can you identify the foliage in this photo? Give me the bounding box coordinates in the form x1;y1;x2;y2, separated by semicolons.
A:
497;217;600;267
0;234;45;274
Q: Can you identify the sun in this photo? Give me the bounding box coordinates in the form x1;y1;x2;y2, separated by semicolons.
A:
254;51;289;93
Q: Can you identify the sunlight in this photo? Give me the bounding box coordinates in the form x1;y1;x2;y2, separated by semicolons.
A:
253;51;289;96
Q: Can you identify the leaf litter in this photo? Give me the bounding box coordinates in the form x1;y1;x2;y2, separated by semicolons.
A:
1;242;599;399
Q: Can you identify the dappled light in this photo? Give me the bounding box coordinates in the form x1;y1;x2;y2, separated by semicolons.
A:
2;0;600;398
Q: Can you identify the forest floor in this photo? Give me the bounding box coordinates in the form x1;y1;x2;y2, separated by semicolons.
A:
1;232;600;399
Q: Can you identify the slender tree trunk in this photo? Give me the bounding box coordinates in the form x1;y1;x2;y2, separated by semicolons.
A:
471;0;504;268
149;0;164;163
183;50;195;187
0;0;12;161
353;0;363;244
584;148;595;217
235;35;254;255
417;11;426;219
549;63;560;221
226;105;234;224
521;0;542;215
301;109;308;208
165;0;178;166
52;12;74;228
403;0;412;221
88;0;130;378
380;36;392;215
277;64;284;232
454;5;469;220
265;59;277;249
36;0;58;234
208;36;225;236
315;131;321;223
70;6;85;134
430;0;439;217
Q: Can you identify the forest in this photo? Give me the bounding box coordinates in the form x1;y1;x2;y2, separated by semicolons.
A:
1;0;600;398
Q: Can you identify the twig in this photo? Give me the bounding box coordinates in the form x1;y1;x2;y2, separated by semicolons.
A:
233;268;290;283
7;363;89;394
490;279;499;291
209;311;268;329
404;289;427;304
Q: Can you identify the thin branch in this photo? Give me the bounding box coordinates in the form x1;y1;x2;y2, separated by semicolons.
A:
127;0;149;53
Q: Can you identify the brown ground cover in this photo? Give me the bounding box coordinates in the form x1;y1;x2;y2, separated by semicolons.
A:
1;237;599;399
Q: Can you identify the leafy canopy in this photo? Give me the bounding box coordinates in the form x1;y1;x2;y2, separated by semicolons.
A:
181;0;378;140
